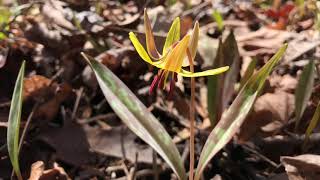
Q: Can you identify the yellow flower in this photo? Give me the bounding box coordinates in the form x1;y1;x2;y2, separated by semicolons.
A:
129;9;229;94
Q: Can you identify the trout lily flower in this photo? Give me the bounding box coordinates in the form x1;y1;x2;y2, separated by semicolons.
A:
129;10;229;94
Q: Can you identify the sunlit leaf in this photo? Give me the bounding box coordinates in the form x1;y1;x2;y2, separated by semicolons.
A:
212;10;224;31
303;102;320;148
295;60;315;132
81;53;187;180
7;61;25;180
163;17;180;55
239;58;257;90
195;44;287;180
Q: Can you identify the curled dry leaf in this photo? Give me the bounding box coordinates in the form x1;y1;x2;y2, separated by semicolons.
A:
281;154;320;180
29;161;71;180
23;75;73;123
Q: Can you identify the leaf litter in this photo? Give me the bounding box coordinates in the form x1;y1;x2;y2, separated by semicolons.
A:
0;0;320;179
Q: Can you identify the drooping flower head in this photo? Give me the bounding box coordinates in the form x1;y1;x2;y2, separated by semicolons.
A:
129;9;229;94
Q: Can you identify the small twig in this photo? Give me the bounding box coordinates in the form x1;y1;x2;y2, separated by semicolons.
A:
0;101;11;108
72;87;83;120
242;144;278;168
152;150;159;180
51;67;64;81
77;113;117;124
181;1;211;17
182;140;190;164
120;126;127;161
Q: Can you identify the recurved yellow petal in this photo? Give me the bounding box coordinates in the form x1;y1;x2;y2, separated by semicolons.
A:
178;66;229;77
182;21;199;67
144;9;161;59
159;35;190;72
129;32;154;65
188;21;199;60
163;17;180;55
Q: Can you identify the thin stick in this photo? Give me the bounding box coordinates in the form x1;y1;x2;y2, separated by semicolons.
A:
187;48;195;180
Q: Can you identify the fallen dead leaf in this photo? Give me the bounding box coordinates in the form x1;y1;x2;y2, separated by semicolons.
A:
85;126;155;164
269;74;298;93
281;154;320;180
238;91;295;142
36;119;93;165
29;161;71;180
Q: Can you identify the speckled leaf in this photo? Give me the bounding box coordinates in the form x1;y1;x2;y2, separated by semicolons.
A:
81;53;187;180
7;61;25;180
196;44;287;180
295;60;315;132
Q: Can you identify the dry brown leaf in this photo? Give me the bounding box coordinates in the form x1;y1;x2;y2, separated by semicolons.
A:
37;119;93;165
238;91;295;142
23;75;52;101
269;74;298;93
281;154;320;180
29;161;71;180
85;126;155;164
42;0;75;31
29;161;45;180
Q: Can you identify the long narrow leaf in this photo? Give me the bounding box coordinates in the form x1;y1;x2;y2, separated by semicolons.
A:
212;10;224;31
7;61;25;180
239;58;257;90
207;32;239;127
195;44;287;180
207;40;224;126
303;102;320;147
295;60;315;132
81;53;187;180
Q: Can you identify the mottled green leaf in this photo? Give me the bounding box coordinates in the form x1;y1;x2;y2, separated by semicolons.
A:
163;17;180;55
212;10;224;31
207;31;240;126
303;101;320;148
295;60;315;132
239;58;257;90
196;44;287;180
7;61;25;180
81;53;187;180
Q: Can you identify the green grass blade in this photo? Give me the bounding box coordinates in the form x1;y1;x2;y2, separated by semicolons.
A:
295;60;315;132
195;44;287;180
303;102;320;148
212;10;224;31
81;53;187;180
7;61;25;180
